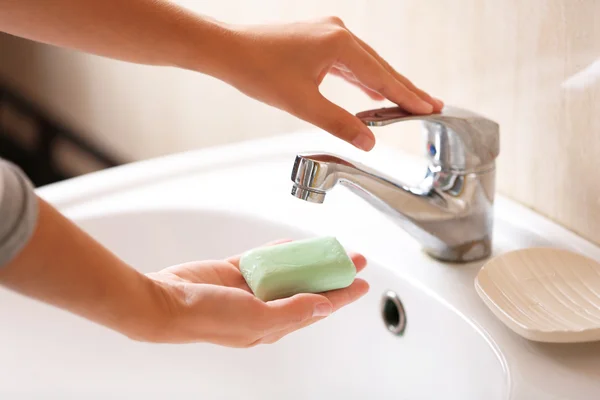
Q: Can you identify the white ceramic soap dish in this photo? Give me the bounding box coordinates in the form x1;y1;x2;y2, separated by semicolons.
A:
475;247;600;343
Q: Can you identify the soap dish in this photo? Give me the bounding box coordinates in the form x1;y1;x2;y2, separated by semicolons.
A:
475;247;600;343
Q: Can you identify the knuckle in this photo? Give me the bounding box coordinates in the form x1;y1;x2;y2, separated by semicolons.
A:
325;15;345;26
332;27;352;43
322;26;352;46
374;84;388;96
338;126;359;143
380;58;393;71
324;118;351;140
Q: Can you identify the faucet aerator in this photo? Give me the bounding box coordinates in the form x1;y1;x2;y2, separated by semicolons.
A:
291;185;326;204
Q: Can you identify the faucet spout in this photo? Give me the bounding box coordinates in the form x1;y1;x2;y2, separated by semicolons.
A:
289;105;500;263
291;153;494;262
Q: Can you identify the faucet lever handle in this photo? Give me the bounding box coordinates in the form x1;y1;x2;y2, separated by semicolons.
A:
356;105;500;173
355;106;417;126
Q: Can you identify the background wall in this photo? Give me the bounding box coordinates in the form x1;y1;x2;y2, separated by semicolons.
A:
0;0;599;245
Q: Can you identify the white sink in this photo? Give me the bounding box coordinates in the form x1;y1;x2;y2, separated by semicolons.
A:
1;131;599;399
0;209;507;399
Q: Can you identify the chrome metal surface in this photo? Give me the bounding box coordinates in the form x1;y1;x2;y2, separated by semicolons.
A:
290;185;325;204
290;106;499;262
381;290;407;336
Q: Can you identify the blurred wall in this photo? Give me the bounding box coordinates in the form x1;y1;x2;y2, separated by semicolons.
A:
0;0;599;245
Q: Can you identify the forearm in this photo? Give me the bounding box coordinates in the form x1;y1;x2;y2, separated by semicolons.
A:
0;196;164;340
0;0;237;77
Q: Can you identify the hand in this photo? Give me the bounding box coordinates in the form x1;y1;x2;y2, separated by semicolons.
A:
145;240;369;347
221;16;444;151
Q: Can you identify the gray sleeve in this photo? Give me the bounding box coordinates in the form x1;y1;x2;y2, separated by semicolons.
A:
0;158;39;268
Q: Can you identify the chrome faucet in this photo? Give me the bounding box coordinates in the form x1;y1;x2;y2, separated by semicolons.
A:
290;106;500;263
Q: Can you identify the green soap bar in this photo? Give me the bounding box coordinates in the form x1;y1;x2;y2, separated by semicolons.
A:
239;236;356;301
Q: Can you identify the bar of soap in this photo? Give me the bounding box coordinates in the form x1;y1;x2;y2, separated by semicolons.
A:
239;236;356;301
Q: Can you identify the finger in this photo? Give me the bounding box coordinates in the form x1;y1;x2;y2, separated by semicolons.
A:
265;292;333;330
347;80;386;100
259;278;369;345
359;87;386;101
327;17;442;110
330;68;385;100
352;34;443;107
227;239;293;267
337;39;434;114
320;278;369;312
348;252;367;273
349;33;444;111
299;90;376;151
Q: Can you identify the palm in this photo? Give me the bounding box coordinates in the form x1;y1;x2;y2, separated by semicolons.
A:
145;240;369;346
156;240;368;311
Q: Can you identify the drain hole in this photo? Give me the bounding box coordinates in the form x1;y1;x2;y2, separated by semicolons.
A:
383;298;400;327
381;291;406;336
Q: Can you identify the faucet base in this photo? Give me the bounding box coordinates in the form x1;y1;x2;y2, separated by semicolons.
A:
424;236;492;263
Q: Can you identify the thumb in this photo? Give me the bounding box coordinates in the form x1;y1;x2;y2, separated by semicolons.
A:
266;293;333;329
300;91;376;151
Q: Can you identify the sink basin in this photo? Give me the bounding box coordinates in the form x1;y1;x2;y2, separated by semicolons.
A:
0;209;507;399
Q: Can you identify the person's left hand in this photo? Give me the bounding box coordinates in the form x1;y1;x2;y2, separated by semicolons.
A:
144;240;369;347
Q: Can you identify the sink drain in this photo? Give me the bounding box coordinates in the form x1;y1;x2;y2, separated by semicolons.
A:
381;291;407;336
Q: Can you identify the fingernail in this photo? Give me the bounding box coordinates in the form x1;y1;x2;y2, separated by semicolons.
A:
433;97;445;109
352;131;375;151
313;303;333;317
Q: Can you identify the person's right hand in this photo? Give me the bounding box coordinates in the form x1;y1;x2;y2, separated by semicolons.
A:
143;240;369;347
0;1;442;151
217;16;444;151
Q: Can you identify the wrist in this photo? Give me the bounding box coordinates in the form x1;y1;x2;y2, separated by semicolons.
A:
170;14;243;81
109;271;172;342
